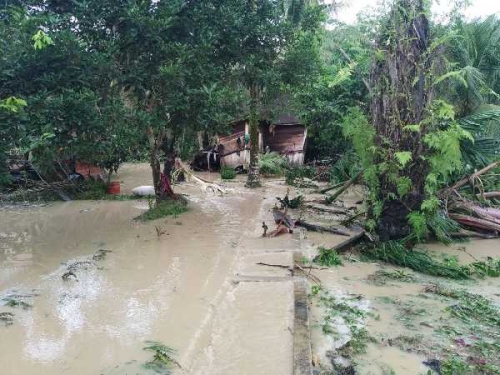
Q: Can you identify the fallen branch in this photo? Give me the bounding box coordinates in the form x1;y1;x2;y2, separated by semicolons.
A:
326;170;363;204
295;220;351;236
174;162;227;194
449;213;500;232
449;230;498;239
477;191;500;200
256;262;291;269
256;262;327;271
340;211;366;226
318;181;346;195
293;262;322;285
448;161;500;192
331;231;368;253
304;204;351;215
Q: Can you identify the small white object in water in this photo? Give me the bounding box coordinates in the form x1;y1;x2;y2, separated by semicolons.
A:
132;186;155;196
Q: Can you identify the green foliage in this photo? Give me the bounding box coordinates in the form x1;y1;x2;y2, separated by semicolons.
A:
394;151;412;168
407;212;428;241
341;108;375;169
427;213;461;245
328;150;362;184
0;97;26;112
285;165;316;185
138;198;188;222
32;30;54;50
362;242;471;279
310;285;371;357
314;247;343;267
143;341;178;374
276;191;304;209
220;166;237;180
258;152;289;176
424;118;473;185
396;176;412;197
457;109;500;168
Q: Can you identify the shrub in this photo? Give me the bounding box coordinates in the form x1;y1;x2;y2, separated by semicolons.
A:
220;165;237;180
285;165;316;185
259;152;289;176
314;247;343;267
138;197;188;221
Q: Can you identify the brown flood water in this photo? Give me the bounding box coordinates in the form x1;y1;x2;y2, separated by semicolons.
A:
307;233;500;375
2;163;500;375
0;164;298;375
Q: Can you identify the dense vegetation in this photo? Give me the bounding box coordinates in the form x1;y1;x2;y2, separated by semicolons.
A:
2;0;500;245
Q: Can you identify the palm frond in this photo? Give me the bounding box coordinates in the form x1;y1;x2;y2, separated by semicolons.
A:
458;109;500;167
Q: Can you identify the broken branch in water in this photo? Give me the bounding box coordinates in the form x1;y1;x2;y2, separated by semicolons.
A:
449;230;498;239
327;231;369;254
295;220;351;236
174;161;227;194
325;170;363;204
449;213;500;233
340;211;366;226
256;262;327;271
318;181;346;195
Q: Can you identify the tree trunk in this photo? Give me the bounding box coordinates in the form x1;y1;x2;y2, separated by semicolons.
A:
369;0;431;241
245;83;262;188
146;126;174;202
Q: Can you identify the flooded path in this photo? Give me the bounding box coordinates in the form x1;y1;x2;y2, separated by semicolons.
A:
0;164;298;375
3;163;500;375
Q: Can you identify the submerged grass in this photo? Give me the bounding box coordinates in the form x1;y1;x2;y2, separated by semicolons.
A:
421;285;500;374
361;241;471;279
310;285;373;364
314;247;343;267
363;241;500;280
143;341;181;374
138;197;188;221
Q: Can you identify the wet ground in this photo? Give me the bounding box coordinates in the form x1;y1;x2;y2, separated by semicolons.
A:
1;163;500;375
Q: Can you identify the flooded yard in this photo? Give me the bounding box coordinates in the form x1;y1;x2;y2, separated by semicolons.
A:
1;163;500;375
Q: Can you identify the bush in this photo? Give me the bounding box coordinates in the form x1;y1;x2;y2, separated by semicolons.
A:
259;152;289;176
285;165;316;185
314;247;343;267
220;166;237;180
138;197;188;221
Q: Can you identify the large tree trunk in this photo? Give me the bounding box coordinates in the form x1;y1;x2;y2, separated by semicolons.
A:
370;0;432;241
146;126;176;201
245;83;262;188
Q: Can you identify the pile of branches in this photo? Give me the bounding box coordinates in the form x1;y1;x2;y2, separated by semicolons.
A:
442;161;500;236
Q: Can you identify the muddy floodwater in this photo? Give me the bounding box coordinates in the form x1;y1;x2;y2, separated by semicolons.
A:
2;163;500;375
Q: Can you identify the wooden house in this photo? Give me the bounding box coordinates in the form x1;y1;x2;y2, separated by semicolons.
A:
217;114;307;168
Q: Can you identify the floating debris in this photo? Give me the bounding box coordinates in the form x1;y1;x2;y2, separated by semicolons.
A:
92;249;112;261
3;298;32;310
67;260;97;272
0;312;14;326
62;270;78;281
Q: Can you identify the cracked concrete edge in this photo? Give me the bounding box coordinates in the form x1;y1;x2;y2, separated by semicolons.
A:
293;253;312;375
